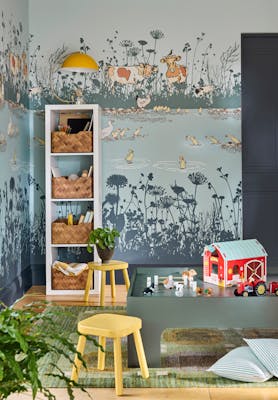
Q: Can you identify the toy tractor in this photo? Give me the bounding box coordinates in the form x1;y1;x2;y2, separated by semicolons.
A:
234;278;267;297
269;281;278;296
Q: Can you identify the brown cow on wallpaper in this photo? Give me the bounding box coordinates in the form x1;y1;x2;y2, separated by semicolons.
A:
160;52;187;86
107;64;158;90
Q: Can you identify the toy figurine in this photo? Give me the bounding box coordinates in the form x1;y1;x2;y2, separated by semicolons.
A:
182;269;197;286
163;275;175;289
174;282;184;297
143;282;155;295
196;287;203;295
204;288;213;296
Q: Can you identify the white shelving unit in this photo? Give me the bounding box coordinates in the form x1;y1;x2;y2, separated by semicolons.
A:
45;104;102;295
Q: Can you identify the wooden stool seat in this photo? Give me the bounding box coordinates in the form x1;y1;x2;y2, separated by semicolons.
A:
77;313;142;337
71;313;149;396
84;260;130;306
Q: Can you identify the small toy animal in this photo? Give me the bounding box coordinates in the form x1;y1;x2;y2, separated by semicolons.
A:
182;269;197;280
163;278;175;289
196;287;203;295
204;288;213;296
143;282;155;295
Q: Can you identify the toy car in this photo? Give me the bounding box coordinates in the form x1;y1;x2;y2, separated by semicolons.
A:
234;278;278;297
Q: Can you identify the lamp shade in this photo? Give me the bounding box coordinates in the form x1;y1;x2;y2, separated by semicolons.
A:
60;52;99;72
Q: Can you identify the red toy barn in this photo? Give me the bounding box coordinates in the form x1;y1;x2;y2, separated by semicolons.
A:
203;239;267;287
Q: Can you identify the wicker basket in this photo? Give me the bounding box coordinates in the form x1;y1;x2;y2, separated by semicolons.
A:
51;131;93;153
52;219;92;244
52;268;89;290
52;176;93;199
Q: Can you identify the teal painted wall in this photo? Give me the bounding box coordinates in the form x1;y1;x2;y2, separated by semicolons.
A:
0;0;31;304
2;0;278;301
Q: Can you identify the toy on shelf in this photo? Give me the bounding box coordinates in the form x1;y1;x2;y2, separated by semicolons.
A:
143;282;155;295
204;287;213;296
203;239;267;288
234;278;278;297
182;269;197;286
174;282;184;297
196;287;203;295
163;275;175;289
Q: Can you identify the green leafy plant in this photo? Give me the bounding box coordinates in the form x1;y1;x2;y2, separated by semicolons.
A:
87;227;120;253
0;302;97;400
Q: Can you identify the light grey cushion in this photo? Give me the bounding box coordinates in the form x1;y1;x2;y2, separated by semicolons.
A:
207;346;273;382
244;338;278;378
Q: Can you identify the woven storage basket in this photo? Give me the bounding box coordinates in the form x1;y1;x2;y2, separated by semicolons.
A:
52;268;89;290
52;219;93;244
52;176;93;199
51;131;93;153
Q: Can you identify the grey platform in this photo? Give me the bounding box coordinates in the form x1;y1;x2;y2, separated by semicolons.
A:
127;266;278;367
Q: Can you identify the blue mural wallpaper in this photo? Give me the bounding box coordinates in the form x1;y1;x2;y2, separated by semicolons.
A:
0;0;31;303
0;0;243;293
5;0;278;299
27;33;240;109
101;108;241;263
26;29;242;263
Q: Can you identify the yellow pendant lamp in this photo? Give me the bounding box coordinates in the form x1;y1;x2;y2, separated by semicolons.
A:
60;52;99;73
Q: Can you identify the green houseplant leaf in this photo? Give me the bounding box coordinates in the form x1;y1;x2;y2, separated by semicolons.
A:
0;302;98;400
87;226;120;252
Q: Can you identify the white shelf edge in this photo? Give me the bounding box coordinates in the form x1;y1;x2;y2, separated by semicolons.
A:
51;243;88;247
46;289;98;295
51;198;94;202
51;152;94;156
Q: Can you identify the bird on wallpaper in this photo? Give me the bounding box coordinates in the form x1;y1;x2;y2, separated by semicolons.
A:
101;120;113;139
111;128;121;140
10;150;17;167
133;127;143;137
225;134;241;145
125;149;134;164
33;136;45;146
119;128;129;138
179;155;186;169
185;135;201;146
0;133;7;152
205;135;221;145
136;94;151;109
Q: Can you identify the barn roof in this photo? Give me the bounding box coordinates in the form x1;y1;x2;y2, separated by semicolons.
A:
205;239;267;261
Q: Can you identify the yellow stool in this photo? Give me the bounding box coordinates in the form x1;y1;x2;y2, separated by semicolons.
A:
71;313;149;396
84;260;130;306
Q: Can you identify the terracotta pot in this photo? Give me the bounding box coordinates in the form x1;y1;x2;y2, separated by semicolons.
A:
96;245;114;263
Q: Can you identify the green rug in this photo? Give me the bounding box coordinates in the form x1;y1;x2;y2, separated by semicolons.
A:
39;305;278;388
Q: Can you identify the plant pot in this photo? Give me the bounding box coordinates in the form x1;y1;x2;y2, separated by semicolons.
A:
96;245;114;263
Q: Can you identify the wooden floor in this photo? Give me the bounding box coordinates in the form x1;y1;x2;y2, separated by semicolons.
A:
12;285;278;400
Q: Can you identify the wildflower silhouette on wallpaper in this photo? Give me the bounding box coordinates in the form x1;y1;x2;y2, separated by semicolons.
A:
27;32;240;109
103;168;242;263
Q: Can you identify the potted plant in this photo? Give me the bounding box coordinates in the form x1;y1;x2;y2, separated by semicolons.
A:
87;227;120;263
0;302;96;400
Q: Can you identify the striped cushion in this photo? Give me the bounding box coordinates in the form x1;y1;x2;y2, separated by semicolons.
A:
207;346;273;382
244;338;278;378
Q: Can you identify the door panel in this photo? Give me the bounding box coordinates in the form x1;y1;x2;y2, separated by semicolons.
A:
242;34;278;272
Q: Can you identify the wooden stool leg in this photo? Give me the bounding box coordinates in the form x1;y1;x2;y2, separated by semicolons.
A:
71;335;87;382
133;330;149;379
84;268;93;302
97;336;106;370
122;268;130;291
110;270;116;300
100;270;106;306
113;337;123;396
